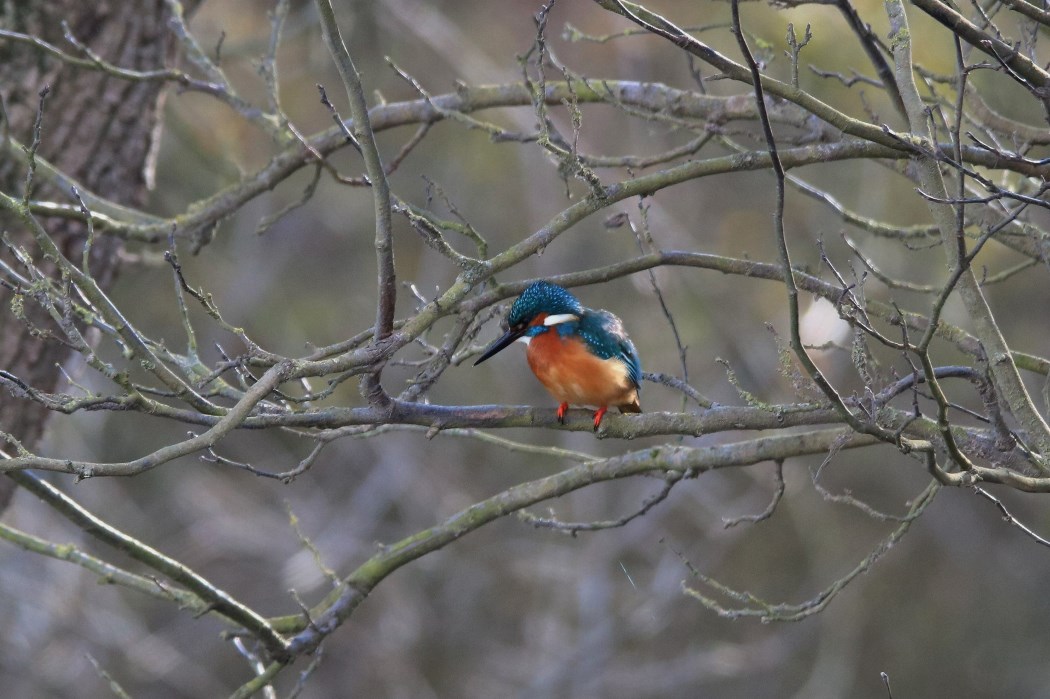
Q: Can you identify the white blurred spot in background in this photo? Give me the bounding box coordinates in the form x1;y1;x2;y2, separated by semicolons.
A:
800;298;852;350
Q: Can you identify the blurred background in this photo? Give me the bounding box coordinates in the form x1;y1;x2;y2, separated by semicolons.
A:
2;0;1050;696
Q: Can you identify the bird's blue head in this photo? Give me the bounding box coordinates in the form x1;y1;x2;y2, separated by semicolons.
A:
507;281;584;327
474;281;583;366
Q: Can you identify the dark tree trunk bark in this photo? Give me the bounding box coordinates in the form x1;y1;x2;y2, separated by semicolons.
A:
0;1;190;508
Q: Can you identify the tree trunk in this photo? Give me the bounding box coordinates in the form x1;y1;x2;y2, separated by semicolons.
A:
0;1;188;508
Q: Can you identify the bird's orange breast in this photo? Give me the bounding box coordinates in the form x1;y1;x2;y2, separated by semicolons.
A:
525;330;638;409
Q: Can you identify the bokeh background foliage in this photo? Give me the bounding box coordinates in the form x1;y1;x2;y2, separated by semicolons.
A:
1;0;1050;696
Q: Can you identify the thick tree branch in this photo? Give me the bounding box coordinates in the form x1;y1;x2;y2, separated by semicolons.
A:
886;0;1050;468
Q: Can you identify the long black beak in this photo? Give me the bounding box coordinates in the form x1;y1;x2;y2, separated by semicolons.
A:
473;326;526;366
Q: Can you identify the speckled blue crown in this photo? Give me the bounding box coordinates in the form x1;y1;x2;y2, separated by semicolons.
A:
508;281;584;326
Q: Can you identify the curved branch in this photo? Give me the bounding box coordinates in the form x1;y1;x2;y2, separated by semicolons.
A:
278;426;881;648
8;471;289;658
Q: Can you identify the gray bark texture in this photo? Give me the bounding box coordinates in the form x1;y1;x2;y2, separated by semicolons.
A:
0;1;183;508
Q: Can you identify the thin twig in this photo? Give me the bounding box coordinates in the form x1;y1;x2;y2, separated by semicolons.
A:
519;472;685;535
315;0;396;410
682;480;939;621
730;0;882;443
973;486;1050;548
723;460;785;527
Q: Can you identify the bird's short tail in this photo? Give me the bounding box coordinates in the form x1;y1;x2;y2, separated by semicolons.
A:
618;399;642;414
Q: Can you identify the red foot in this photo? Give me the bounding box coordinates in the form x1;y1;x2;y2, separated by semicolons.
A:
556;402;569;424
592;406;609;431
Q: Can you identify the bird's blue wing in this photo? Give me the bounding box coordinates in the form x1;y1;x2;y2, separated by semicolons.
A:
618;336;642;390
578;310;642;390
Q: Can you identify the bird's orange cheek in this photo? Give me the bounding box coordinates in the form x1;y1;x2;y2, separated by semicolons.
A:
528;313;549;328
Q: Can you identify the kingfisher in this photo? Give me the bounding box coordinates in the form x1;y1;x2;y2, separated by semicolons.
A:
474;281;642;430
